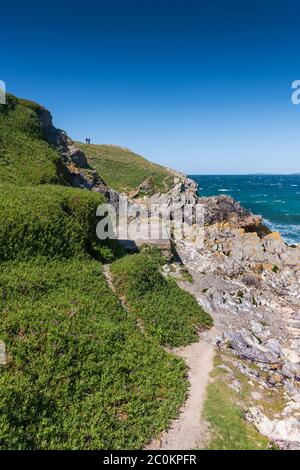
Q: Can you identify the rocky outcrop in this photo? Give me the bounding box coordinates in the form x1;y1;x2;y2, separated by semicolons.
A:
138;178;269;236
246;407;300;445
36;106;109;196
225;329;281;364
199;195;264;230
145;176;199;210
129;176;155;198
148;175;300;448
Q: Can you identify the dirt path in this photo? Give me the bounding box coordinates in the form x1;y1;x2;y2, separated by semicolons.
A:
102;264;128;310
146;328;216;450
102;264;115;292
103;262;217;449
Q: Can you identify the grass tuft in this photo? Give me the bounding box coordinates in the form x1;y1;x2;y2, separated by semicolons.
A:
111;252;212;347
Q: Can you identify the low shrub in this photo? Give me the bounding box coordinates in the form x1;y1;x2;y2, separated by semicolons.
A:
0;184;119;261
0;95;63;185
111;252;213;347
0;259;187;449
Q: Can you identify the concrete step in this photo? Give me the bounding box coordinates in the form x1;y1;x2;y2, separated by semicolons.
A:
118;238;171;253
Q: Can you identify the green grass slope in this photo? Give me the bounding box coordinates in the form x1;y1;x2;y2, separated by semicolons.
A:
111;250;213;347
0;259;187;449
0;94;210;449
0;184;117;262
0;95;63;186
77;142;174;194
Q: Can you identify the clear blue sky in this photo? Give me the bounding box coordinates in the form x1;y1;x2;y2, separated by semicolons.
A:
1;0;300;174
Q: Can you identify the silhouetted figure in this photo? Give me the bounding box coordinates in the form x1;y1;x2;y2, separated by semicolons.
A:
86;138;91;144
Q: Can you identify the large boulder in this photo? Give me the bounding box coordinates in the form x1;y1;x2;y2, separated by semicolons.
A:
246;407;300;444
199;195;265;231
226;329;281;363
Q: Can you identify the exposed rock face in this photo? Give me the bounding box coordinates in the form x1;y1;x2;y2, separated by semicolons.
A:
145;175;300;448
36;107;109;196
225;329;281;364
129;176;156;198
199;195;264;229
246;407;300;444
145;176;199;210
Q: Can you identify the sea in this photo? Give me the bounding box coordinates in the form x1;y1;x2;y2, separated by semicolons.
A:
189;174;300;246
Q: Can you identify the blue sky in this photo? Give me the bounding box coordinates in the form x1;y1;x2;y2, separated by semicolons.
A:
1;0;300;174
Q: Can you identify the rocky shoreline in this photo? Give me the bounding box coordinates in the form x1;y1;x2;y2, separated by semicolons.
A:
152;176;300;448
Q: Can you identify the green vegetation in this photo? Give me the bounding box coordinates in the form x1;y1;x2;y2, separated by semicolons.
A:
202;353;270;450
0;95;63;186
0;94;210;449
0;184;120;262
0;259;188;449
180;267;194;283
77;142;174;194
111;251;212;347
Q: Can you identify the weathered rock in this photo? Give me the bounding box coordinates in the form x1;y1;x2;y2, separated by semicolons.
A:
251;390;263;401
264;339;282;357
130;176;155;198
233;361;260;380
273;440;300;450
36;105;110;195
123;171;300;447
250;320;263;335
282;362;300;381
228;379;242;393
199;195;265;231
226;330;280;363
282;401;300;416
68;146;88;168
267;372;284;387
246;407;300;444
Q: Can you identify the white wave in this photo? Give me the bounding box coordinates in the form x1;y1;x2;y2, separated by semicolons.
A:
263;218;300;246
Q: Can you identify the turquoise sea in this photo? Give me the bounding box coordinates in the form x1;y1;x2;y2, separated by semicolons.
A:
190;175;300;245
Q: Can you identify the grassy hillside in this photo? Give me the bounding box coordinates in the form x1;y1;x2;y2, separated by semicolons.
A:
0;95;63;186
0;95;175;194
0;259;187;449
111;250;213;347
77;142;174;194
0;94;211;449
0;184;122;262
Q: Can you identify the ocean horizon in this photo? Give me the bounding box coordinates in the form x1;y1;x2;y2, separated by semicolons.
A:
190;174;300;245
